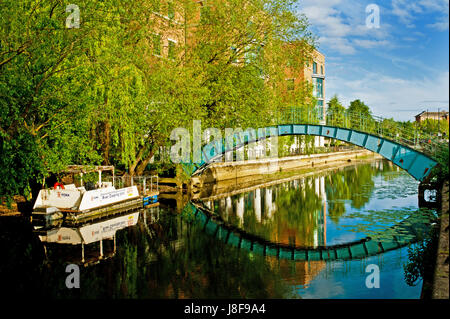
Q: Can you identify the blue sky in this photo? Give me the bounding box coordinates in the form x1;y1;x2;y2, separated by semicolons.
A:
296;0;449;121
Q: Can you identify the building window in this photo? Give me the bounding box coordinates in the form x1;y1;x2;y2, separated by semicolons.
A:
168;40;176;59
153;34;161;56
321;65;324;75
316;100;324;120
313;62;317;74
287;79;295;91
168;1;175;19
313;77;323;98
317;78;323;98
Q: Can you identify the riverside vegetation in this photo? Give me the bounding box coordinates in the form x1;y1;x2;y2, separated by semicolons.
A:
1;0;448;210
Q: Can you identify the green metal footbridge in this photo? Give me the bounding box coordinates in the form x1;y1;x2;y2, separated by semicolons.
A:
182;107;440;182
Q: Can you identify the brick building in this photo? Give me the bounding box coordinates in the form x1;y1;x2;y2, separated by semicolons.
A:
415;110;449;123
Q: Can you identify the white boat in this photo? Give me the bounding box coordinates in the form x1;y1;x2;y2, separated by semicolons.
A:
32;182;141;223
31;165;163;226
32;166;141;224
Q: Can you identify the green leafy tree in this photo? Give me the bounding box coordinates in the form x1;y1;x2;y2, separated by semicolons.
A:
1;0;316;205
347;99;376;133
347;99;372;117
185;0;315;127
419;119;449;136
326;94;346;140
0;1;109;203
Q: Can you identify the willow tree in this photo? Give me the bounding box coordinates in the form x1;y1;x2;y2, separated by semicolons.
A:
0;0;317;205
0;1;111;203
182;0;316;130
106;0;317;176
0;0;175;201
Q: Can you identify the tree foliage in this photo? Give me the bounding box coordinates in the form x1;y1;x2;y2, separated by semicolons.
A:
1;0;316;204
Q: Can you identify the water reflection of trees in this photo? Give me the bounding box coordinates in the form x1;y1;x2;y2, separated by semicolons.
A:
0;160;415;298
105;211;293;298
325;162;380;224
214;160;402;247
63;210;295;298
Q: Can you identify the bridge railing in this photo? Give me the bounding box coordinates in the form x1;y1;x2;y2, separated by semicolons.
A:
276;106;442;158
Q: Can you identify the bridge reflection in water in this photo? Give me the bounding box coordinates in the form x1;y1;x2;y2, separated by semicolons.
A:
186;200;432;260
24;160;435;297
180;160;435;288
192;173;329;288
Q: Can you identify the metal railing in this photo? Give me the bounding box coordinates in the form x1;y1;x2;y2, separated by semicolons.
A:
276;106;444;158
104;175;159;195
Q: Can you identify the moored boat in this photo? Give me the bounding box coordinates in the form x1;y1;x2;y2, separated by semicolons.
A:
32;182;141;225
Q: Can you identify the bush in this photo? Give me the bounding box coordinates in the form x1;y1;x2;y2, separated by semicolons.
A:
432;142;449;185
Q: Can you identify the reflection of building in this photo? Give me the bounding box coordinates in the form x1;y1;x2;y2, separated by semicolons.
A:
213;174;327;248
273;259;326;289
202;173;331;291
273;175;327;248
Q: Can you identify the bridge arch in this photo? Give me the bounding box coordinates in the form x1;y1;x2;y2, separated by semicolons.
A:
183;124;438;182
183;202;433;262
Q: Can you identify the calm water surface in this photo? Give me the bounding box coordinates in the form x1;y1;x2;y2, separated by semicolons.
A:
0;159;435;299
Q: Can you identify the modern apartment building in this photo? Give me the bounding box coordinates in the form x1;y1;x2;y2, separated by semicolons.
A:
283;45;325;115
284;43;326;147
310;50;326;147
308;50;326;124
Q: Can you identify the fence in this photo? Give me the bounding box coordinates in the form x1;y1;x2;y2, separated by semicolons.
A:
276;106;443;158
104;175;159;195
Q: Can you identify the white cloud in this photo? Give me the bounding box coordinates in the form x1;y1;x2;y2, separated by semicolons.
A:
298;0;449;122
353;39;391;48
298;0;392;54
326;70;450;121
298;0;448;55
419;0;449;11
319;36;357;54
391;0;449;30
426;16;450;30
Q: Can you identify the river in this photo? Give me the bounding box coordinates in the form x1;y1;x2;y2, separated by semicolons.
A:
0;159;437;299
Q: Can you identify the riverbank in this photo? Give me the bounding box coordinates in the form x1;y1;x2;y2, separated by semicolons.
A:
432;181;449;299
191;149;381;192
0;195;26;217
1;150;379;217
